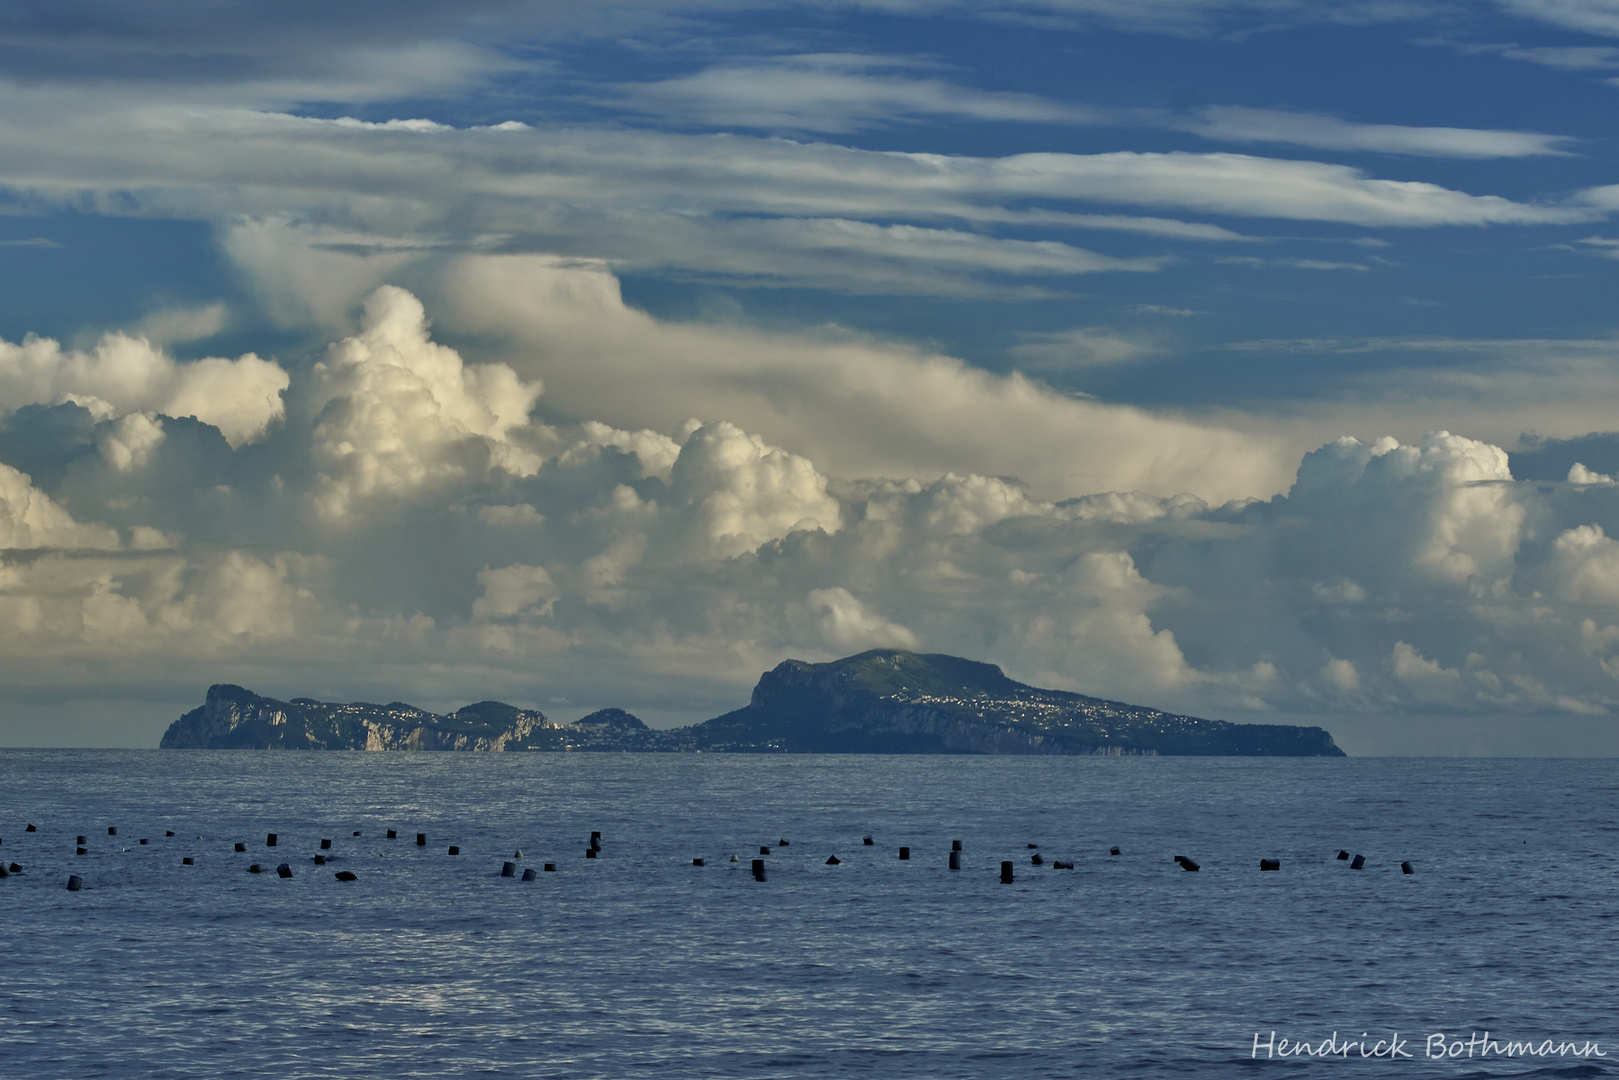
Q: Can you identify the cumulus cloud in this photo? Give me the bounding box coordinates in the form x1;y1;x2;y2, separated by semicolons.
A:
7;287;1619;745
0;330;288;447
0;463;120;549
670;422;843;558
306;285;543;519
808;587;920;650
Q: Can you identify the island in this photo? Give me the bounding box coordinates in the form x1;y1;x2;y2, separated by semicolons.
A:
159;648;1346;756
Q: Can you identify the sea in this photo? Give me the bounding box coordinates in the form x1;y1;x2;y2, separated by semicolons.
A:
1;752;1615;1079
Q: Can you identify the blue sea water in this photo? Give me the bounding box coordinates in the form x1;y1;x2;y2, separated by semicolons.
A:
1;752;1616;1079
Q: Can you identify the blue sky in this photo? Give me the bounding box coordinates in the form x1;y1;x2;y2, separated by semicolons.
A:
5;0;1619;751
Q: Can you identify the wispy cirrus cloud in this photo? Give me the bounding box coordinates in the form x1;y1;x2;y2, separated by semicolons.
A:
1185;105;1575;158
609;52;1104;132
609;54;1576;159
1495;0;1619;37
0;94;1587;316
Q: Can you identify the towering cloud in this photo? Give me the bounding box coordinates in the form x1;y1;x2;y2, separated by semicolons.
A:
1;283;1618;748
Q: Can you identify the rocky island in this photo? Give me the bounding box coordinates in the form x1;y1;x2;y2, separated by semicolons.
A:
161;649;1345;756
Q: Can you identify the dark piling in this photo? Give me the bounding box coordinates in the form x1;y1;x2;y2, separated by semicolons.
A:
1000;861;1014;884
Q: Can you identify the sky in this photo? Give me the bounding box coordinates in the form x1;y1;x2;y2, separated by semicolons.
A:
5;1;1619;752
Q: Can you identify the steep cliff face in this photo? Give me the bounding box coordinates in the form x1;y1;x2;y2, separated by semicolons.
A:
686;650;1345;756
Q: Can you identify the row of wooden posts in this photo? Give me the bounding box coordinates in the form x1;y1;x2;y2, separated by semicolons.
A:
3;824;1414;890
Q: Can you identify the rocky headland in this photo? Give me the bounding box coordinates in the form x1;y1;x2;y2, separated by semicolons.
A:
160;649;1345;756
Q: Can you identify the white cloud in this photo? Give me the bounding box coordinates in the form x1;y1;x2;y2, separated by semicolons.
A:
1010;327;1158;369
1450;41;1619;69
1218;256;1370;270
670;421;844;558
133;303;229;347
808;587;920;650
0;330;288;447
1569;462;1616;484
1550;523;1619;604
1189;106;1574;158
306;285;544;519
439;255;1291;503
98;413;166;474
1497;0;1619;37
612;53;1100;132
9;287;1619;736
0;463;120;549
473;564;560;619
0;94;1590;315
